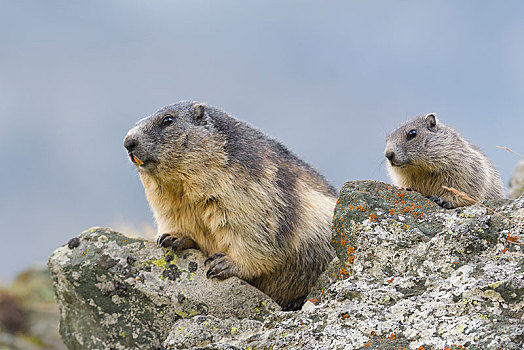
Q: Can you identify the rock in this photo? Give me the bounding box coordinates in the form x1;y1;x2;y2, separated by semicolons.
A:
252;181;522;349
48;181;524;349
48;228;279;350
509;159;524;199
0;267;66;350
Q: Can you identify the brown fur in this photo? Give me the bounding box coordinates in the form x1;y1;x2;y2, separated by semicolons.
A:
124;101;336;310
385;113;504;207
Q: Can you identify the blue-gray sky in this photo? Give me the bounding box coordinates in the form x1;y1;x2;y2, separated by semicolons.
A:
1;1;523;282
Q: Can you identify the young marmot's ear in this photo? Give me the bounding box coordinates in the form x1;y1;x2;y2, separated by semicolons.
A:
192;103;208;126
425;113;437;130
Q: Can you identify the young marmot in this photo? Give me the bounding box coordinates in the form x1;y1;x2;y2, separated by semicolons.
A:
124;101;337;310
384;113;504;208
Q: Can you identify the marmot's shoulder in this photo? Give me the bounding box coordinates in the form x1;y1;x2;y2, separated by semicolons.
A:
202;103;337;196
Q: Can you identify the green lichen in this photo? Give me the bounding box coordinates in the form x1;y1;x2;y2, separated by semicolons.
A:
488;280;503;289
142;252;178;271
150;257;168;269
175;309;188;318
188;272;196;281
457;324;466;333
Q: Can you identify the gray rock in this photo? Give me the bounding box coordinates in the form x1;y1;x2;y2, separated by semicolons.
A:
0;267;66;350
49;181;524;349
509;159;524;199
48;228;279;350
252;181;523;349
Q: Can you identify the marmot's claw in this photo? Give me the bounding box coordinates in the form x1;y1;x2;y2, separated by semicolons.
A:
426;195;455;209
442;201;455;209
204;252;225;266
157;234;195;253
205;253;237;279
157;233;174;247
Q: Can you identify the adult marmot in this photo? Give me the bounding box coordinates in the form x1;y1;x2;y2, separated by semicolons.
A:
384;113;504;208
124;101;337;310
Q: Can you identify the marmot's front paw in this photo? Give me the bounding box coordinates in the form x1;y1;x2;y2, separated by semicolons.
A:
156;233;196;253
426;195;455;209
204;252;239;280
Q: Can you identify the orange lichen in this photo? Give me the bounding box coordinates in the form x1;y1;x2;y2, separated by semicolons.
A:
82;249;87;256
339;267;349;280
388;333;396;340
507;232;518;244
387;277;394;283
346;243;355;264
364;341;371;347
370;213;377;222
502;247;507;253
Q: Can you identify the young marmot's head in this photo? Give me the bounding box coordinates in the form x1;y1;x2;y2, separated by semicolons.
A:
123;101;226;178
384;113;446;171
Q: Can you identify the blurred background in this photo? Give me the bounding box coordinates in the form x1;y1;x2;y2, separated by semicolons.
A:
1;0;524;283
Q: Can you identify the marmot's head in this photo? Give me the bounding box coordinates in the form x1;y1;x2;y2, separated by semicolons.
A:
384;113;443;170
123;101;226;178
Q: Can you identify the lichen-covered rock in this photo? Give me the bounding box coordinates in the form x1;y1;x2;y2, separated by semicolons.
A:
253;180;523;349
509;159;524;199
48;181;524;349
48;228;279;350
164;315;263;349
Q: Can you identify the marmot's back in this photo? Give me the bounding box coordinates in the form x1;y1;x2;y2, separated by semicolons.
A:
384;113;504;208
124;101;336;310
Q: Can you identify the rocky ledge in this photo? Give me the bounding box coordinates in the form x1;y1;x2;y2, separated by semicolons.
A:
49;180;523;349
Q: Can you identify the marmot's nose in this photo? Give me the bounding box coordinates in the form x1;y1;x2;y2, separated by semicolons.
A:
124;136;138;152
385;150;395;161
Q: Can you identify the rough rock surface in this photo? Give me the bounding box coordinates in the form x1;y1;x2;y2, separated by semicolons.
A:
509;159;524;199
0;268;66;350
48;228;279;349
49;181;524;349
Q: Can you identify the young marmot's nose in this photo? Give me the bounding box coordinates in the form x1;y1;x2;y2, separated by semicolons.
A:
124;136;138;152
385;150;395;162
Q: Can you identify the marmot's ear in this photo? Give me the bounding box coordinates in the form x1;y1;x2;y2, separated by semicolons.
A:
425;113;437;130
192;103;208;126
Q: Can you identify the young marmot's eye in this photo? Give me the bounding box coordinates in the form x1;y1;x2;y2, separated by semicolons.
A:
162;115;174;126
407;129;417;140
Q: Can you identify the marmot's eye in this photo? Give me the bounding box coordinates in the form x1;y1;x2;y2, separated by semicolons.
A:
407;129;417;140
161;115;174;126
